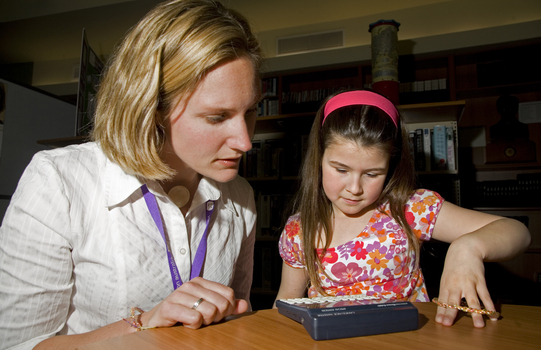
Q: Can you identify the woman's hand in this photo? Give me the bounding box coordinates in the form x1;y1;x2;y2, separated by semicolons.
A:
141;277;248;329
434;235;498;328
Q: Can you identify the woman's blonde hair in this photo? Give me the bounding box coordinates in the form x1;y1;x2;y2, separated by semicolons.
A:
92;0;262;180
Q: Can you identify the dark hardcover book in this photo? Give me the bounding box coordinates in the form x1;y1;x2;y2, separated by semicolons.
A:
408;130;416;167
415;129;425;171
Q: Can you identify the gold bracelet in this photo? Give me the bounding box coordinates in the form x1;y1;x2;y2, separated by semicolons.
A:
432;298;500;318
122;307;157;331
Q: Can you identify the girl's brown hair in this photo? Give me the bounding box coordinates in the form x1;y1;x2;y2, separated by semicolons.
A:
291;90;417;295
92;0;262;180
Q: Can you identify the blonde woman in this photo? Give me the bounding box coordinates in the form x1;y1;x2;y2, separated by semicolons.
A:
0;1;262;349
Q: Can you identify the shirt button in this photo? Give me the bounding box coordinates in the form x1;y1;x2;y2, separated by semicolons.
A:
180;248;187;255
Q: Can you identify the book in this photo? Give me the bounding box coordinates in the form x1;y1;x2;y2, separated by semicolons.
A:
423;128;432;171
432;125;447;170
438;78;447;90
414;129;425;171
446;127;456;171
258;99;280;116
408;130;416;166
262;77;277;97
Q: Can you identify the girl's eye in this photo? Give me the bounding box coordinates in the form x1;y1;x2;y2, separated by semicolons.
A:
336;168;347;174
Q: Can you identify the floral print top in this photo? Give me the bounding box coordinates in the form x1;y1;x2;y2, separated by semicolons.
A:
279;189;444;302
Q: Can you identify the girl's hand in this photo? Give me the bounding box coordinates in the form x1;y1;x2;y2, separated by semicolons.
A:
141;277;248;329
434;235;499;328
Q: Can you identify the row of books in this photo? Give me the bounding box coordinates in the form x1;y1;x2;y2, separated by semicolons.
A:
258;98;279;117
261;78;448;116
244;137;308;179
409;125;456;172
252;192;289;291
266;78;446;106
473;173;541;207
245;139;284;178
256;192;293;237
281;86;352;106
400;78;447;93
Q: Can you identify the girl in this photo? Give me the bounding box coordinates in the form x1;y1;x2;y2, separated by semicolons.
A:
275;90;530;328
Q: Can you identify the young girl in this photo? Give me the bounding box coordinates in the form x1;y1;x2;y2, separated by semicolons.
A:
274;90;530;328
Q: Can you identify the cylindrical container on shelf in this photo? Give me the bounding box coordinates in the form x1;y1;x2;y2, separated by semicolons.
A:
369;19;400;105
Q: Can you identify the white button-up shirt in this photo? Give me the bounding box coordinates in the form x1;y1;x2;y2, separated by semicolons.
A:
0;142;256;350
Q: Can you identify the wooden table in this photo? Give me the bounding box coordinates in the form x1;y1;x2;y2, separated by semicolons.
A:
78;302;541;350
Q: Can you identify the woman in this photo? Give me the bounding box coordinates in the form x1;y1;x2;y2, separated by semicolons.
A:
0;1;262;349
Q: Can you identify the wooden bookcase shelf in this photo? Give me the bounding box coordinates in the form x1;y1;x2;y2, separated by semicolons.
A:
398;100;465;123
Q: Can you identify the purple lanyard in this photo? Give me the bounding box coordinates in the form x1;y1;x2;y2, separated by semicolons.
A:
141;184;215;289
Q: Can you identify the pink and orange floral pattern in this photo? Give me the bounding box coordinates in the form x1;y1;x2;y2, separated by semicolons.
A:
279;189;444;302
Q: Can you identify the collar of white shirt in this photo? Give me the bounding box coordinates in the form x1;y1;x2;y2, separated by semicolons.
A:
101;155;238;216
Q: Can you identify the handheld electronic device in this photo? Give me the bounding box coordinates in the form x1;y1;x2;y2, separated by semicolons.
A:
276;296;419;340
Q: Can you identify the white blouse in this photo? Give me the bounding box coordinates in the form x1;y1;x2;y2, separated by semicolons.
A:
0;142;256;350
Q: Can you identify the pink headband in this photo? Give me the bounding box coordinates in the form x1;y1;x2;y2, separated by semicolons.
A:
322;91;399;127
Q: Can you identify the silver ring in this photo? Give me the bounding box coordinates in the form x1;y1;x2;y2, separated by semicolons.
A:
192;297;204;310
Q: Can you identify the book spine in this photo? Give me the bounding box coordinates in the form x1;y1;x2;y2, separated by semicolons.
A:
432;125;447;170
446;127;456;171
408;130;416;167
415;129;425;171
423;128;431;171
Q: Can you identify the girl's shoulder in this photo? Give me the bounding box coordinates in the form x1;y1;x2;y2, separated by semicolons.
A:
285;213;301;224
283;213;302;238
405;189;444;216
404;189;445;240
377;189;443;215
408;188;444;205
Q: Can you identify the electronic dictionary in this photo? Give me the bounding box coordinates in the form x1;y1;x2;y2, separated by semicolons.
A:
276;296;419;340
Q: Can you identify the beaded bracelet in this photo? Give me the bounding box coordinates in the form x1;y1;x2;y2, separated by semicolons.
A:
432;298;500;318
123;307;157;331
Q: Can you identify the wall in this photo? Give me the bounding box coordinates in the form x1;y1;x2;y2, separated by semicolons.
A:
262;20;541;73
0;79;76;221
1;0;541;95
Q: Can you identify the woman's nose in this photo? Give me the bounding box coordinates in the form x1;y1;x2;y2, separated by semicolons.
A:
230;116;254;153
